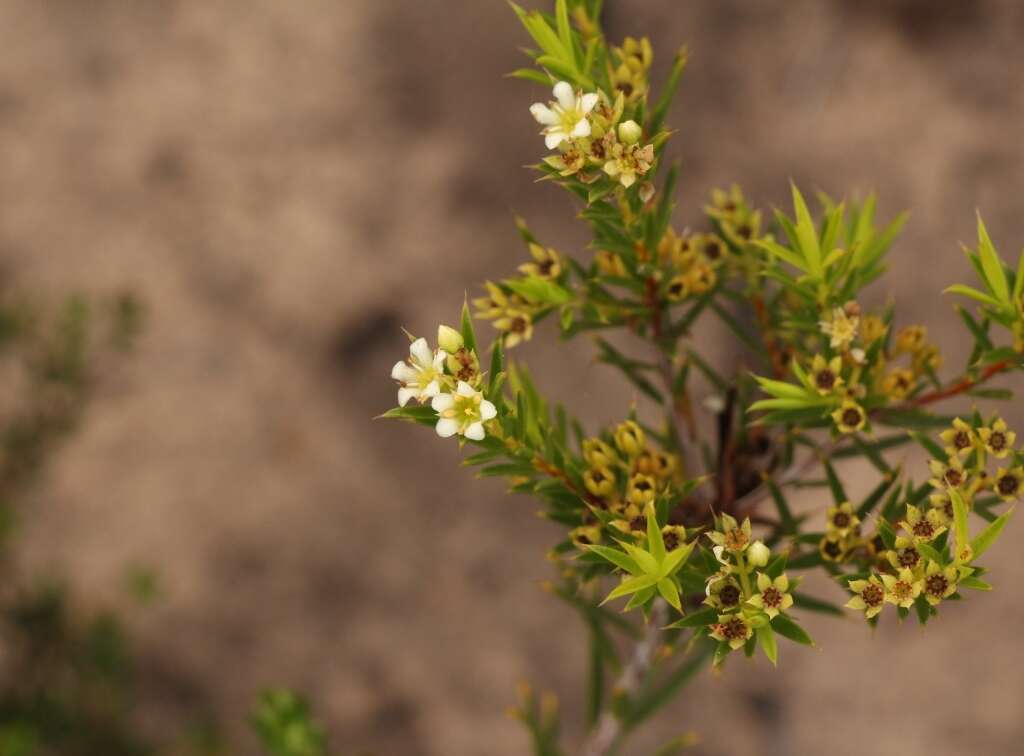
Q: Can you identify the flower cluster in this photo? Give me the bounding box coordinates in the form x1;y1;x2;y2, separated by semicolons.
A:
531;80;659;190
701;515;796;662
841;418;1019;622
390;325;498;441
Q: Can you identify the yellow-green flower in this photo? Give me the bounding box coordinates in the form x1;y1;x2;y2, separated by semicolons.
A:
710;614;752;650
886;536;922;572
595;250;627;277
940;418;976;458
860;315;888;344
831;400;866;434
626;473;658;508
665;275;688;302
994;466;1023;501
826;501;860;538
881;368;915;401
921;561;958;606
819;534;848;563
881;568;922;608
819;307;859;351
570;525;602;549
707;513;753;556
583;438;619;468
846;575;886;619
900;504;946;543
978;418;1016;459
928;457;967;491
493;310;534;348
704;574;743;610
603;142;655;188
810;355;843;395
747;572;793;618
682;260;716;295
518;243;562;280
660;525;687;552
614;420;645;458
895;324;927;354
583;466;616;498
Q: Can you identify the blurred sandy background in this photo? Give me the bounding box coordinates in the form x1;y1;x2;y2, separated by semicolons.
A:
4;0;1024;754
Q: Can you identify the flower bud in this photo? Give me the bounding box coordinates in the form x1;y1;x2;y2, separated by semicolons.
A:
437;324;464;354
747;540;770;567
617;119;642;145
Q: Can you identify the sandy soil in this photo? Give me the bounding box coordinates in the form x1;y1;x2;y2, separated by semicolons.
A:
3;1;1024;754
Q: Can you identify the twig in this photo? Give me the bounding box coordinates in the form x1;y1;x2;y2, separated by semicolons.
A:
582;599;668;756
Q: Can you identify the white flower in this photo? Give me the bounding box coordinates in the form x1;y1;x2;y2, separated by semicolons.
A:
530;81;599;150
819;307;859;351
431;381;497;441
391;337;445;407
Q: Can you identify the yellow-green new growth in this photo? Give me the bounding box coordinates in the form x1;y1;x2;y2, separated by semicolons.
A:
587;503;693;612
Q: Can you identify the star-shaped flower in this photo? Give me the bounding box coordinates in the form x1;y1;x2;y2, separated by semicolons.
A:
391;337;445;407
530;81;599;150
430;381;497;441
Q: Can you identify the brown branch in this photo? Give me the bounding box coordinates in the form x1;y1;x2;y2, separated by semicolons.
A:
902;358;1016;408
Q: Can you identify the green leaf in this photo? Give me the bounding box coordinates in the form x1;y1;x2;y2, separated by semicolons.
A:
460;300;477;353
944;284;1003;309
586;545;641;575
959;576;993;591
602;573;659;604
666;606;718;629
647;46;688;135
648;507;666;563
822;460;847;505
504;276;572;305
756;624;778;666
660;542;695;577
915;540;946;567
971;507;1013;560
976;215;1010;305
657;578;682;611
950;488;971;560
791;184;822;277
770;614;813;646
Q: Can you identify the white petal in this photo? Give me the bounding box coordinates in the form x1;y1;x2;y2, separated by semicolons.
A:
436;418;460;438
571;118;591;138
456;381;476;397
397;387;416;406
580;93;599;113
409;338;432;367
530;103;559;125
421;380;441;398
391;361;415;382
432;351;446;370
544;130;566;150
620;171;636;188
465;422;485;441
431;393;455;412
553;81;574;109
479;400;497;420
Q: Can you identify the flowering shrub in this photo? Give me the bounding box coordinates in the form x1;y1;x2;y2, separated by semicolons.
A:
384;1;1023;752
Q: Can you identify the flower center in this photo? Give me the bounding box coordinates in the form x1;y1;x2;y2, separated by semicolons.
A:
998;474;1019;496
891;580;913;601
761;587;783;608
953;431;971;450
989;431;1006;450
842;408;862;427
721;617;747;640
510;317;528;333
925;574;949;598
823;540;842;558
897;547;920;568
816;370;836;390
718;584;741;607
944;468;963;487
912;520;935;539
663;531;680;550
724;528;749;550
832;512;851;528
862;584;884;607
